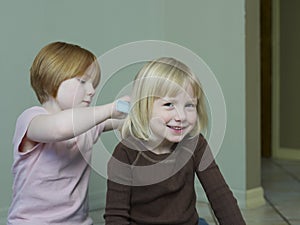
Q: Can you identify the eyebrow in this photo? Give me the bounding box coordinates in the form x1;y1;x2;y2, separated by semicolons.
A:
160;97;175;102
78;74;92;80
160;97;197;102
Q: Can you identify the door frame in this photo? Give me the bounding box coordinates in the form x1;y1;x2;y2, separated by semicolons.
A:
261;0;272;158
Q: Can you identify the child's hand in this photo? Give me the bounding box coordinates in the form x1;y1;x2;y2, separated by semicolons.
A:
111;96;131;119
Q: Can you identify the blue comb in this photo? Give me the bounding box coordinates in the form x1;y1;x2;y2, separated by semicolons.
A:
116;100;130;113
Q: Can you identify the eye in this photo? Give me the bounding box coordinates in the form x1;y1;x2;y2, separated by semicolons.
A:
163;102;174;108
186;103;196;108
77;78;86;84
185;103;197;111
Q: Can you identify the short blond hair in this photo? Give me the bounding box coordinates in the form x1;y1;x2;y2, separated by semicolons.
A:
30;41;100;103
122;57;208;140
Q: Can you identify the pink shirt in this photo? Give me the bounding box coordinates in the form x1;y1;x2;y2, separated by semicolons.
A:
7;106;104;225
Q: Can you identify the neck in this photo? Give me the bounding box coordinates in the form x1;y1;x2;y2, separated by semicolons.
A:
144;138;174;155
42;98;62;114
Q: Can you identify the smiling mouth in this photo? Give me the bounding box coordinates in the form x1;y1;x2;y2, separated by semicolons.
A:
167;125;186;131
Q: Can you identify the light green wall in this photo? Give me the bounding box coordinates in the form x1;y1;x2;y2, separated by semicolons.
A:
0;0;261;222
0;0;165;221
164;0;247;190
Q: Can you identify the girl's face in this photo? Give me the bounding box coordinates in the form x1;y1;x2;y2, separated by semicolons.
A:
149;84;198;147
56;74;96;110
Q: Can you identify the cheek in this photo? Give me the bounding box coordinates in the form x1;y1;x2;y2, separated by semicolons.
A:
187;111;198;124
57;82;82;105
58;80;78;96
74;88;85;100
149;116;166;128
57;86;72;102
152;111;172;124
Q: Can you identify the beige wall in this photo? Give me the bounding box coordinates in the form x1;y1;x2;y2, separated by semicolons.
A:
246;0;261;189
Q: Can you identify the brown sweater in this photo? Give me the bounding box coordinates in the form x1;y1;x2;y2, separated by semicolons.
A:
104;134;246;225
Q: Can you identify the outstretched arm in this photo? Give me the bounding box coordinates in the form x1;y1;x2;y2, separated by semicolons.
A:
27;101;123;143
103;119;125;132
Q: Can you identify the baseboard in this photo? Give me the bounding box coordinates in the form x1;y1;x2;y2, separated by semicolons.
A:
231;186;266;209
245;186;266;208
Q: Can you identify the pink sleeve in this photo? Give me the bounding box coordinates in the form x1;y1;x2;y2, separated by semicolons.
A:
90;123;105;144
12;106;48;155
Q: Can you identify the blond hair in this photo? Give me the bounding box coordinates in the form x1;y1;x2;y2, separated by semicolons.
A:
122;57;208;140
30;41;100;103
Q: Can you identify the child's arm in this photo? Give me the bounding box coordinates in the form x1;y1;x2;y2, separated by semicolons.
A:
104;144;132;224
27;101;123;143
103;119;125;132
105;180;131;224
197;161;246;225
103;98;130;132
195;136;246;225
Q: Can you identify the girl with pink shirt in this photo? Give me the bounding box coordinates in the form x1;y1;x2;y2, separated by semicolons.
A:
7;41;129;225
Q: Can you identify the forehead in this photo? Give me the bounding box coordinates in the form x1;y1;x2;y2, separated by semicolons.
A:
157;83;196;101
153;86;197;103
78;63;100;82
160;80;196;96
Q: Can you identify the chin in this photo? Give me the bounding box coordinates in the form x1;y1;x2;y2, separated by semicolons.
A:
167;136;185;143
170;132;192;142
78;103;89;107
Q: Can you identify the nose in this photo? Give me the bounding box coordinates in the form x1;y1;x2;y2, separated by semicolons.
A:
174;107;186;122
86;83;95;97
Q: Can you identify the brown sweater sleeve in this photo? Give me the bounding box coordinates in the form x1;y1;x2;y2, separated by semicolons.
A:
104;144;132;225
195;136;246;225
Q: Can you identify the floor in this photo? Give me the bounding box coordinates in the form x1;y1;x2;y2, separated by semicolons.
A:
90;158;300;225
